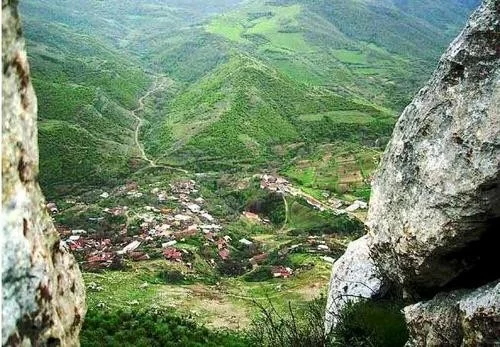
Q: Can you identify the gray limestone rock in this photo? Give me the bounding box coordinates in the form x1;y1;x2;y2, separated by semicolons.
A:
404;281;500;346
368;0;499;293
325;0;499;342
2;1;86;345
324;236;386;334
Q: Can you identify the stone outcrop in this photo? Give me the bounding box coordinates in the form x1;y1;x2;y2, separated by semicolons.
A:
324;236;386;333
367;0;499;294
2;1;86;345
326;0;499;343
405;281;500;346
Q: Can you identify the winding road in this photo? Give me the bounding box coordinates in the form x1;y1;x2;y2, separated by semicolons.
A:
131;77;162;167
131;77;188;174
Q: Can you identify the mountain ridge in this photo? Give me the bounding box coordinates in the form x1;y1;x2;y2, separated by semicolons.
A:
20;0;478;199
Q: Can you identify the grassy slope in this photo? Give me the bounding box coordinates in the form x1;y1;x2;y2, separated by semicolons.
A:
205;0;477;109
21;10;152;197
144;54;393;180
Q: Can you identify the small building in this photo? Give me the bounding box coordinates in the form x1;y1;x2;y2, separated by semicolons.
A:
271;266;293;278
163;247;182;261
250;253;268;266
239;238;253;246
243;211;261;222
218;248;230;260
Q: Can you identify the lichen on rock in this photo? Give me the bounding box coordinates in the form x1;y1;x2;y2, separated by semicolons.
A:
2;1;86;345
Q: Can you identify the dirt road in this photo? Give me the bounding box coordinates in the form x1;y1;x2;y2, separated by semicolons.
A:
131;77;188;173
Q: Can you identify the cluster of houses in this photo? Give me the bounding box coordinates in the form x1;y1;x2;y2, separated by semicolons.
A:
50;180;287;273
49;175;346;277
53;179;232;269
259;174;368;214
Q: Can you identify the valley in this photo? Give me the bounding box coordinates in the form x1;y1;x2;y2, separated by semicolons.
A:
17;0;480;345
49;161;364;331
132;77;165;167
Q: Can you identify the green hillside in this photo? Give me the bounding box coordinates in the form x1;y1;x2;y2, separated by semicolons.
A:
23;20;151;198
20;0;478;198
204;0;477;109
20;0;247;197
143;54;394;177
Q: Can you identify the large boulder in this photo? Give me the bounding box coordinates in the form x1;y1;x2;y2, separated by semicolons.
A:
2;1;86;345
405;280;500;346
326;0;499;342
324;236;386;334
368;0;499;293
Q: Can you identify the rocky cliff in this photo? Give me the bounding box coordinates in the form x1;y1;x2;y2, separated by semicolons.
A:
2;1;86;345
326;0;499;345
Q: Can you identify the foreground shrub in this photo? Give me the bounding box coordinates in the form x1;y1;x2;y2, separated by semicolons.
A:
331;300;408;347
249;296;408;347
248;296;330;347
80;308;249;347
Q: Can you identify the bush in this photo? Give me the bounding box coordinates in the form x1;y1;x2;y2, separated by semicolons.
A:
216;259;248;277
80;308;250;347
331;300;408;347
243;266;274;282
157;270;188;284
248;296;330;347
246;192;286;225
249;296;408;347
263;250;292;268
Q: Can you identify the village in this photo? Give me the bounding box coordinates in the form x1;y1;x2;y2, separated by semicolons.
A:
259;174;368;215
48;174;360;281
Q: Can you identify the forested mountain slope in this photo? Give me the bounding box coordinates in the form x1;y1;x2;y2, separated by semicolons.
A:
20;0;243;196
206;0;480;108
22;15;151;196
19;0;478;198
143;54;394;173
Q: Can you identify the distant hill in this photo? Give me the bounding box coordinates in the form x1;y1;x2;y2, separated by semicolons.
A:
205;0;479;108
144;54;394;173
19;0;478;198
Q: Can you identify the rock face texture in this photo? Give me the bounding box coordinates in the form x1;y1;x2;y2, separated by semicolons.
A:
324;236;386;333
405;281;500;346
367;0;499;294
2;1;86;345
326;0;499;344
